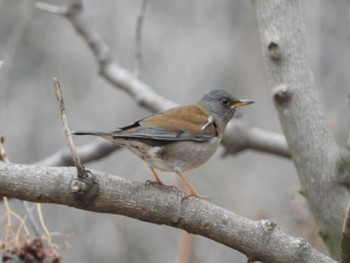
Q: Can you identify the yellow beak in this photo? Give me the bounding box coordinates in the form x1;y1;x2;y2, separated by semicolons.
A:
233;99;255;108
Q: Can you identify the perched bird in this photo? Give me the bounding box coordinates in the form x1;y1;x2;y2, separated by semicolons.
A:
72;90;253;197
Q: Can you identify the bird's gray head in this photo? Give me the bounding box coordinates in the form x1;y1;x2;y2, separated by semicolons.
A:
199;89;254;129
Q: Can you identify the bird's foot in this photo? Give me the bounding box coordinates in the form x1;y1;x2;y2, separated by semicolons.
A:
145;180;177;190
181;190;209;202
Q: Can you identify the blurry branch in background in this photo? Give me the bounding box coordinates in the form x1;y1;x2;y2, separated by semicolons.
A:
222;120;289;158
36;139;119;166
134;0;148;78
36;0;176;113
176;233;197;263
342;202;350;263
0;162;336;263
35;0;290;162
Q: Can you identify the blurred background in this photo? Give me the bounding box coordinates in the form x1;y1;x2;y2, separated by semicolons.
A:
0;0;349;262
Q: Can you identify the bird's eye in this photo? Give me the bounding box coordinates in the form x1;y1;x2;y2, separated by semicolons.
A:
221;97;231;106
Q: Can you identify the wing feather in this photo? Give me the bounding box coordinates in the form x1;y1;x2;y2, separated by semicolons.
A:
110;105;217;142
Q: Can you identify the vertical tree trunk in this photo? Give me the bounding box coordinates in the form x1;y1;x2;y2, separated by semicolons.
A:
252;0;350;260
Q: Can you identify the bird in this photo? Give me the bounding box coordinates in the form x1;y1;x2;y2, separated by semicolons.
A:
72;90;254;198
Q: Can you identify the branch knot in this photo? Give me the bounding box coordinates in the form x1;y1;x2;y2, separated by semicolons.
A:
71;170;98;204
267;42;282;62
272;84;292;104
260;219;277;232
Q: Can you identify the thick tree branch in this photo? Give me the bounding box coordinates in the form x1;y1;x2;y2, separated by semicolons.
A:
253;0;350;259
0;162;335;263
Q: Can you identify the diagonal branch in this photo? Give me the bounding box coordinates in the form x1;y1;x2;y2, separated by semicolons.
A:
0;162;335;263
36;139;119;167
52;78;85;176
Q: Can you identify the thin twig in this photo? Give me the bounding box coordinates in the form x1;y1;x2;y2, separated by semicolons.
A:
22;202;41;237
37;204;52;245
134;0;148;78
52;78;85;177
0;136;41;250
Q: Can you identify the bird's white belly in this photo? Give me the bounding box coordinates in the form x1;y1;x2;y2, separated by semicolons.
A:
144;136;221;173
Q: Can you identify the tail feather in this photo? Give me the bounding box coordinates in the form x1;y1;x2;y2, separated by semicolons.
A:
71;131;109;137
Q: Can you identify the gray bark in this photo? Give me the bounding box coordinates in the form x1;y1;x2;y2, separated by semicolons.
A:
0;162;336;263
253;0;350;260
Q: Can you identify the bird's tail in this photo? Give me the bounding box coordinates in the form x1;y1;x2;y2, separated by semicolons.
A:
71;131;109;137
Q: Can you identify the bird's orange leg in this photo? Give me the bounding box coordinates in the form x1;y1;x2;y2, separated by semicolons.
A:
146;165;177;190
147;165;164;185
176;173;207;199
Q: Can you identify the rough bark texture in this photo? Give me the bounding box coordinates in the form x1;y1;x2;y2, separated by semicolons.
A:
0;162;336;263
253;0;350;260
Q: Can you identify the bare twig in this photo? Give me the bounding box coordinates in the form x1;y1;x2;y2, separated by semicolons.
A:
52;78;85;177
342;202;350;263
0;162;336;263
134;0;148;78
22;202;41;237
0;136;44;254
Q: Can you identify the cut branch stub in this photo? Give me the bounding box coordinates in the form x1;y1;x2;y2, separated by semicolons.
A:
261;219;277;232
71;170;99;205
272;84;292;104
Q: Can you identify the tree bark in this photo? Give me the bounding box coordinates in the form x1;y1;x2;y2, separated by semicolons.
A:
0;162;336;263
253;0;350;260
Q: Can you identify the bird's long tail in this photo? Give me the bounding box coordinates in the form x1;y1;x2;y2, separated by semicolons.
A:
71;131;110;137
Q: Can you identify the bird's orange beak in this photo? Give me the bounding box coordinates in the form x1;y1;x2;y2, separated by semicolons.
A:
233;99;254;108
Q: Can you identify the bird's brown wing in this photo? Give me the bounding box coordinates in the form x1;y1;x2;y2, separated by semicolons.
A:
110;105;218;142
